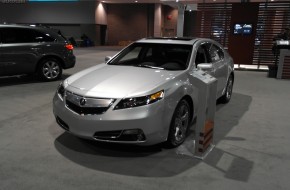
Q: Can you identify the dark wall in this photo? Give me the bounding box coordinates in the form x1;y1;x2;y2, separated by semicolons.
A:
0;1;96;24
184;11;201;37
228;3;259;65
0;1;99;46
107;4;154;45
44;24;99;46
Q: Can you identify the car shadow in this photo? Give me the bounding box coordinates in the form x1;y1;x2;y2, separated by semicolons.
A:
54;133;199;177
54;92;253;179
0;74;71;87
0;75;40;87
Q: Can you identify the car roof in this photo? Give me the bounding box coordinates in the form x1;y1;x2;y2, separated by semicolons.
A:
1;23;40;29
137;37;202;45
0;24;56;33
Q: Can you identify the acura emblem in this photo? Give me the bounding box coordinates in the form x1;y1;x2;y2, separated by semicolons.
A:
80;98;86;106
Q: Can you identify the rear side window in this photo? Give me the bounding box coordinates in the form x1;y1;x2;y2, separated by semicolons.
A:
1;27;55;44
33;30;55;42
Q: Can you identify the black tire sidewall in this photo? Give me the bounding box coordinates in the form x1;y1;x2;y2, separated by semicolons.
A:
167;99;190;148
220;74;233;104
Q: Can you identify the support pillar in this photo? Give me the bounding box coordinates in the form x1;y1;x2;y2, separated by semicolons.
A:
177;3;185;37
154;3;162;37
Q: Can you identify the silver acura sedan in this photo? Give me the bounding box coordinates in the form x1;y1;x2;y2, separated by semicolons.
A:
53;37;234;147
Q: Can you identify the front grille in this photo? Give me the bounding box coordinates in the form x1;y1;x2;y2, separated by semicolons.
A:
65;91;114;115
66;100;109;115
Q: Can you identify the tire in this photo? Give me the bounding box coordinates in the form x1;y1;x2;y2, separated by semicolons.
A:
166;99;190;148
220;74;234;104
38;58;62;81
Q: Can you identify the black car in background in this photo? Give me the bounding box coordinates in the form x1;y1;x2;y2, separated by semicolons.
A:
0;24;75;81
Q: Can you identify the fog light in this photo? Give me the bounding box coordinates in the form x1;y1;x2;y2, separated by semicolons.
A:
122;129;146;141
136;133;145;141
123;129;141;135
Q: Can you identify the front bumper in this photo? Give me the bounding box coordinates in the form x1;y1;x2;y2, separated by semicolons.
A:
53;93;168;145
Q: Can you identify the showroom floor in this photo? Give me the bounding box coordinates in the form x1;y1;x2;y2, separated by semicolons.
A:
1;47;290;190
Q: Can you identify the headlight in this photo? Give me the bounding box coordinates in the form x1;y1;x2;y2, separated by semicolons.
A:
114;90;164;110
57;82;65;101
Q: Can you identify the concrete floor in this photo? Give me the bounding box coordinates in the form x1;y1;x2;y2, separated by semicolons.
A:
0;47;290;190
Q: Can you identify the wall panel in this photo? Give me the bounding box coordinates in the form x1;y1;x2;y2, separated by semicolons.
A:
228;3;259;66
188;1;290;66
253;2;290;66
107;4;154;45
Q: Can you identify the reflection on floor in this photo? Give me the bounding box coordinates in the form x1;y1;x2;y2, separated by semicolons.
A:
234;64;268;70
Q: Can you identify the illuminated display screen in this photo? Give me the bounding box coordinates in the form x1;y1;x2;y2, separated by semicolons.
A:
233;24;253;35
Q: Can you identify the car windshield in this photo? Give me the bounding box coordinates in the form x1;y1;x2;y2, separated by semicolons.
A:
108;43;193;71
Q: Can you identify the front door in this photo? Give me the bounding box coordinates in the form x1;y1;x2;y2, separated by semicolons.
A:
0;27;40;76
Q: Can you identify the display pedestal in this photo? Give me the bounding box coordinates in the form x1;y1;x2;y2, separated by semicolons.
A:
268;65;278;78
176;69;217;160
274;40;290;79
277;49;290;79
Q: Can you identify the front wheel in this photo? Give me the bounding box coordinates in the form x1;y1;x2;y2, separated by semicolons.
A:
220;74;234;103
38;58;62;81
166;99;190;148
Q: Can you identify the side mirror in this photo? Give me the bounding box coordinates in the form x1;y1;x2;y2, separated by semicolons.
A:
197;63;213;71
105;56;112;62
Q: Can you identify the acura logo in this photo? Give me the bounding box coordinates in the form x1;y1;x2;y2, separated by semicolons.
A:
80;98;86;106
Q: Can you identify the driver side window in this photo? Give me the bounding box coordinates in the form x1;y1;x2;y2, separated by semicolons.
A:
195;45;208;66
208;44;224;63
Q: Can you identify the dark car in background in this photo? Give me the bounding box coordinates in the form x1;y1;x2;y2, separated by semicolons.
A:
0;24;75;81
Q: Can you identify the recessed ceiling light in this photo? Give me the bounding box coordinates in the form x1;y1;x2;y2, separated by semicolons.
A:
135;0;138;2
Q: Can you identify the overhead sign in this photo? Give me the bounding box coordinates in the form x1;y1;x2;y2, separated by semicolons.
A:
29;0;78;2
1;0;79;2
1;0;26;3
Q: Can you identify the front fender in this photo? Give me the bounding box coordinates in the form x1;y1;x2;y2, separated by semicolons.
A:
161;73;198;141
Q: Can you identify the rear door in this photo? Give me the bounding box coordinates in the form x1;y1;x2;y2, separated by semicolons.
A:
0;27;42;76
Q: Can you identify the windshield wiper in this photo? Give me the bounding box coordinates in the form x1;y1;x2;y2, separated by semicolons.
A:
137;65;164;70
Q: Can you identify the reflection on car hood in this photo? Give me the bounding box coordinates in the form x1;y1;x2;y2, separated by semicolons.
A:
66;64;179;98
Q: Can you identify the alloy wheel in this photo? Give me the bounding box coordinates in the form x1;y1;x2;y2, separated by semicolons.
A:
226;76;233;100
42;60;60;80
172;101;190;145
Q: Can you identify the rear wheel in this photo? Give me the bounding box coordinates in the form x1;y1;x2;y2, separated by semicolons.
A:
220;74;234;103
166;99;190;148
38;58;62;81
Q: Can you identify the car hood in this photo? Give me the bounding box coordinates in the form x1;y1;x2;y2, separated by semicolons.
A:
66;64;179;98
